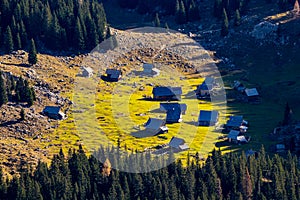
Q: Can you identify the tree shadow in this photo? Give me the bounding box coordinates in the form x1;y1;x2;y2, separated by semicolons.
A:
1;62;31;68
214;141;245;154
0;119;21;127
138;97;180;102
137;97;154;101
100;75;119;82
215;140;232;148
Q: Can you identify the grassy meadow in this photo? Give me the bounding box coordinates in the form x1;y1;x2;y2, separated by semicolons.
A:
55;64;229;162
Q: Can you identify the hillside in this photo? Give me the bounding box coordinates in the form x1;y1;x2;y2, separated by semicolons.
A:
0;27;224;175
0;0;299;177
0;51;82;176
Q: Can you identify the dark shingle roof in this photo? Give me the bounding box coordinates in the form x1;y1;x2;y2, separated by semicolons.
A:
226;115;243;127
43;106;61;114
245;88;259;97
144;118;165;130
198;110;219;123
169;137;185;148
106;69;121;79
153;87;182;97
166;108;181;122
228;130;240;139
198;77;215;91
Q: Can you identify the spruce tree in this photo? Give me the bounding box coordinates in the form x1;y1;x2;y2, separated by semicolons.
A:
4;26;14;53
25;85;34;106
28;39;37;65
175;0;187;24
15;33;22;50
235;9;241;26
20;108;25;120
20;21;28;48
74;17;85;51
165;22;169;30
86;16;99;49
154;13;161;27
48;14;61;50
15;77;25;103
5;75;12;98
42;3;53;34
10;76;15;92
11;16;17;35
106;26;112;39
0;72;8;107
221;8;229;36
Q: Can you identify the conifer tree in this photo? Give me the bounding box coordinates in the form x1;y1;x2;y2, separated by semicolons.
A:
74;17;85;51
221;8;229;36
241;168;253;200
165;22;169;30
86;16;99;49
15;33;22;50
216;178;223;200
15;77;25;103
20;108;25;120
28;39;37;65
11;16;17;36
227;159;237;194
20;21;28;48
106;26;112;39
5;75;12;98
235;9;241;26
25;84;34;106
154;13;161;27
122;176;130;200
175;0;187;24
0;72;8;107
4;26;14;53
42;3;53;33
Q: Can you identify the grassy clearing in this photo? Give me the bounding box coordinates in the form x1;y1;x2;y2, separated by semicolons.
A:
56;64;228;162
221;41;300;152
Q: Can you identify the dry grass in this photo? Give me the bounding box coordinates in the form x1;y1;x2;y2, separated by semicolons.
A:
0;52;82;176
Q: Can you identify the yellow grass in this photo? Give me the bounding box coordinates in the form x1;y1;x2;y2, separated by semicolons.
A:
56;64;228;163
